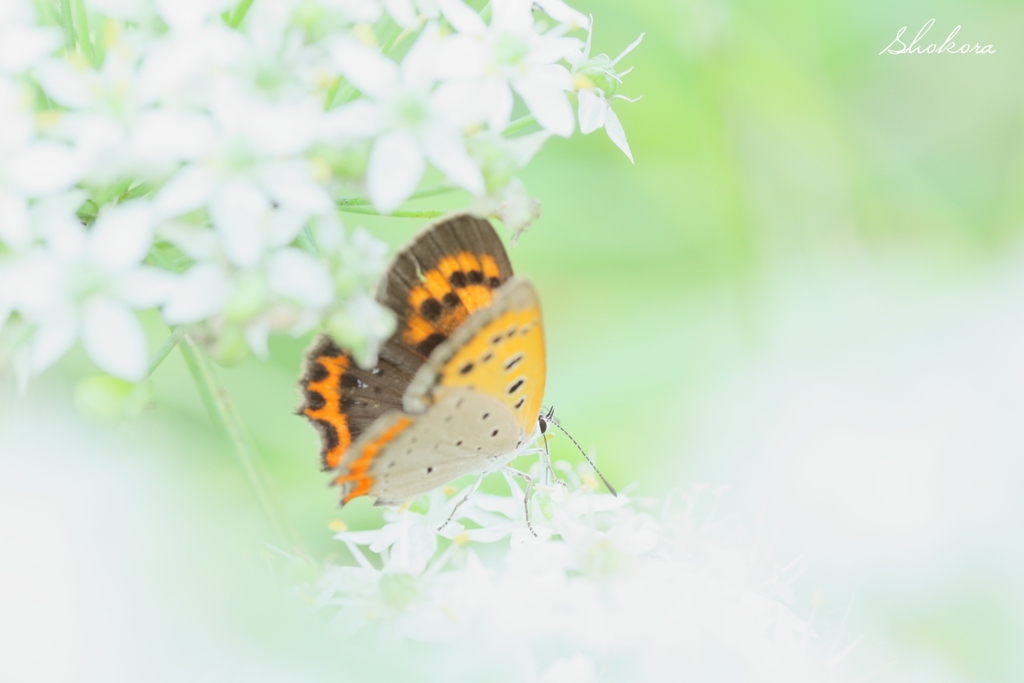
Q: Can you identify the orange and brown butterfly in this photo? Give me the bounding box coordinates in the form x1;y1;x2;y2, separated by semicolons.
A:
298;213;546;506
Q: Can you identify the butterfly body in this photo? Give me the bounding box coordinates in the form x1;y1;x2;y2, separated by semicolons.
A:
299;214;546;506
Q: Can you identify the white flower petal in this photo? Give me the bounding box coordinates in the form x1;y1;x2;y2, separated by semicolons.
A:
266;211;308;253
34;59;92;108
577;89;606;135
81;297;148;380
399;23;442;86
74;114;130;185
8;142;83;197
367;132;425;214
383;0;417;28
437;0;487;34
161;263;230;324
432;80;493;129
242;100;322;156
533;0;590;29
603;105;634;163
210;180;271;267
28;313;78;376
331;41;398;98
514;71;575;138
529;36;583;65
508;130;552;166
0;190;30;250
131;111;216;163
89;201;155;272
258;163;334;215
267;248;334;308
491;0;534;35
422;128;484;194
157;222;220;260
115;267;176;309
85;0;148;21
155;165;217;218
0;26;61;73
325;100;385;139
244;318;271;358
432;34;486;80
156;0;231;31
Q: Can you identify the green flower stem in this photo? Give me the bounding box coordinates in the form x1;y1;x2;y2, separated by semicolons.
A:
502;114;536;135
337;184;456;207
227;0;255;27
59;0;76;53
178;335;299;550
121;181;154;201
72;0;94;65
339;207;446;218
146;327;185;377
323;77;343;111
299;225;321;257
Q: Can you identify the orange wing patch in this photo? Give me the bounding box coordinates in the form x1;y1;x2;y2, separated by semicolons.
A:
302;353;351;470
434;304;546;437
402;252;504;356
333;416;412;503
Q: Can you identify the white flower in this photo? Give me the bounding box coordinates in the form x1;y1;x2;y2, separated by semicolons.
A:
154;81;334;268
569;22;644;163
381;0;440;29
328;27;485;213
335;489;465;573
159;226;335;357
0;1;60;74
1;197;171;380
436;0;581;136
317;473;848;681
0;76;84;197
470;177;541;239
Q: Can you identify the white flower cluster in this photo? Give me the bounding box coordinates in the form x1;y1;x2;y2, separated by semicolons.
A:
0;0;641;385
311;464;849;682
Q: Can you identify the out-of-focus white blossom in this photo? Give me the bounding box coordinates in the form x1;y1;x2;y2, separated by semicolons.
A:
0;0;639;384
311;460;850;682
329;28;485;213
0;197;171;380
0;1;60;75
570;22;644;162
437;0;580;136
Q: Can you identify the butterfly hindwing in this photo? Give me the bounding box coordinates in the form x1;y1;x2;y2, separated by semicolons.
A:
334;388;522;505
300;336;413;470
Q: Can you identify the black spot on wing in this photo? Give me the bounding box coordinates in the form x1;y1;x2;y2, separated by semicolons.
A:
420;298;442;321
305;391;325;411
417;332;447;357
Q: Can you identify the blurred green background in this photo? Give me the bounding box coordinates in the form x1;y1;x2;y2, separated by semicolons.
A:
4;0;1023;680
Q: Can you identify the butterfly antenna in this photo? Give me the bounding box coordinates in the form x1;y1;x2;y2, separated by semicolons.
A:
541;409;617;497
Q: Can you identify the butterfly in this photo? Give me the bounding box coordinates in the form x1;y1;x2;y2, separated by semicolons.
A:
299;213;546;508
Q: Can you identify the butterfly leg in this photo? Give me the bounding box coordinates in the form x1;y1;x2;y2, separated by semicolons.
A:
438;474;484;532
538;407;567;489
502;467;538;538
